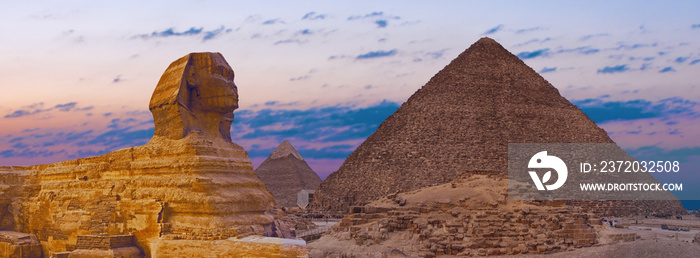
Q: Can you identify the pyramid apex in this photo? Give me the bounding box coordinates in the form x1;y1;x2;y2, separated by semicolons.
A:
269;140;304;160
476;37;498;44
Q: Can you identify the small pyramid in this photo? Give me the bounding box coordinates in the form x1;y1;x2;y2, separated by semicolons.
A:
311;37;686;215
255;140;322;208
269;140;304;160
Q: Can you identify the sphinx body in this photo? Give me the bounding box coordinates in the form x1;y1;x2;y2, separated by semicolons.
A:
0;53;294;257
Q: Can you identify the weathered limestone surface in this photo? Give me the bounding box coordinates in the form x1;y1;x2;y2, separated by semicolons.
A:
152;236;308;257
309;175;598;257
62;235;144;258
0;230;43;257
67;247;144;258
256;140;322;208
0;53;303;257
311;37;686;217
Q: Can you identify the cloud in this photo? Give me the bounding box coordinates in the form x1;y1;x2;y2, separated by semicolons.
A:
4;110;33;118
134;26;228;41
627;146;700;164
515;27;543;34
289;69;317;81
112;75;122;83
4;103;49;118
675;57;690;63
514;38;552;47
54;102;77;112
83;127;153;149
573;97;697;123
579;33;609;41
558;46;599;55
425;49;448;59
290;75;309;81
302;12;326;20
690;59;700;65
482;24;503;35
518;46;598;59
347;11;400;28
262;19;284;25
274;39;307;45
203;26;226;41
540;67;557;73
692;24;700;29
134;27;203;39
270;27;335;46
247;144;354;160
356;49;397;59
613;43;658;51
348;11;399;20
516;48;551;59
4;102;88;118
0;148;67;159
659;67;676;73
233;100;400;144
597;64;629;74
0;109;155;162
624;146;700;200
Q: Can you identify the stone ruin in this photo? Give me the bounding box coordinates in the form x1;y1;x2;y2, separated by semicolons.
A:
0;231;42;257
309;174;599;257
0;52;306;257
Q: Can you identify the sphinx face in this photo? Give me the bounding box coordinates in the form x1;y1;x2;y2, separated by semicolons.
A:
191;55;239;114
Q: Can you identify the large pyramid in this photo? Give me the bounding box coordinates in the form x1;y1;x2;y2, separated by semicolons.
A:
255;140;322;208
311;38;686;215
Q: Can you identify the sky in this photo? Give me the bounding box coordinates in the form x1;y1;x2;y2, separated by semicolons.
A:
1;1;699;204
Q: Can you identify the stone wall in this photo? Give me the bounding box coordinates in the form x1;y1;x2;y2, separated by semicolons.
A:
309;175;602;257
152;236;308;257
330;205;596;256
76;235;134;250
609;233;637;243
0;231;43;258
569;200;687;217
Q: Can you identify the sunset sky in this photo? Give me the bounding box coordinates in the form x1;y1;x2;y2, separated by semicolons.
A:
1;1;699;203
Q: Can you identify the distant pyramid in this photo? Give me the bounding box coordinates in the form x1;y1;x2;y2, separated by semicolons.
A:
312;37;686;215
255;140;322;208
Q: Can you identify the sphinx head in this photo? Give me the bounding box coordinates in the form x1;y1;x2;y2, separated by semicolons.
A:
149;52;239;141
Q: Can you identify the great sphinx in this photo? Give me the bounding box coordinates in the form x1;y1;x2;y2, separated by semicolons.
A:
0;53;302;257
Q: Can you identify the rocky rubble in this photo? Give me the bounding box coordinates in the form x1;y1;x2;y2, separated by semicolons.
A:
309;175;598;257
